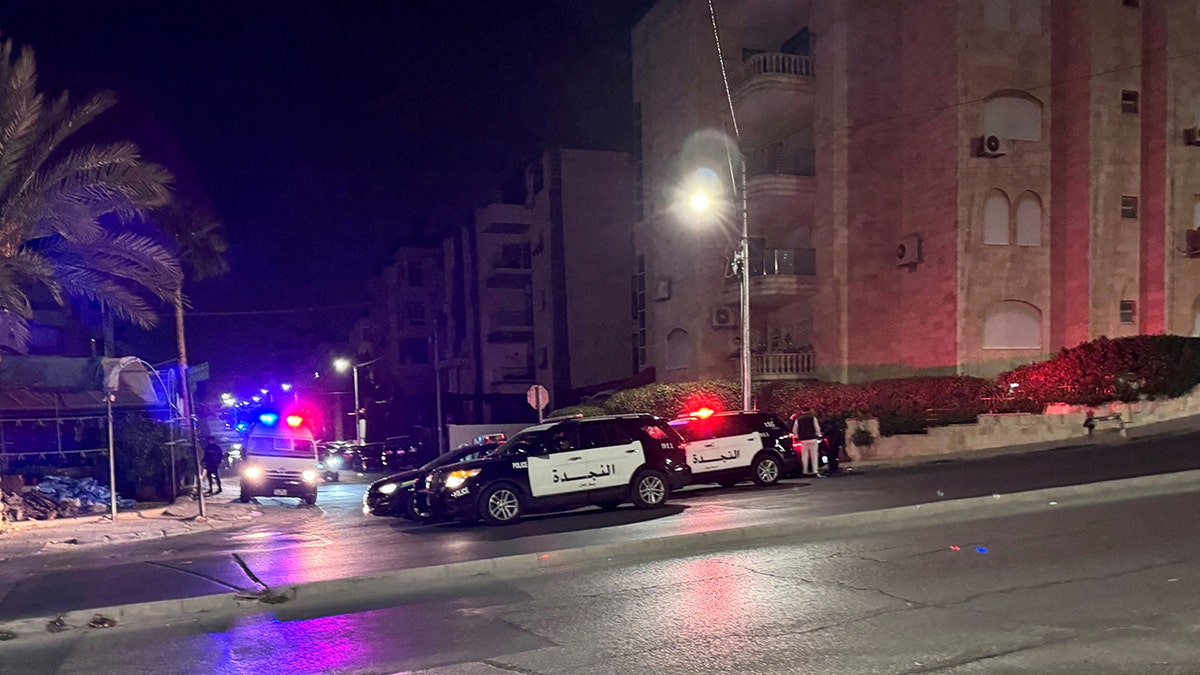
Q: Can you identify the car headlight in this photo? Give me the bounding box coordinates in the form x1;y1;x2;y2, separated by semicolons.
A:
326;456;342;469
243;466;263;480
444;469;481;490
378;482;398;495
302;470;318;483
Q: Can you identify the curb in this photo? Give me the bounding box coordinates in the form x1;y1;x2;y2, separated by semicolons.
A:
3;468;1199;642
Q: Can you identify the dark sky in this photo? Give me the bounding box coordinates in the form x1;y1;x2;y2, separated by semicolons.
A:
0;1;652;368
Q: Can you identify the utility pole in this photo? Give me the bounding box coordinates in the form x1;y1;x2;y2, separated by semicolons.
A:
174;288;205;517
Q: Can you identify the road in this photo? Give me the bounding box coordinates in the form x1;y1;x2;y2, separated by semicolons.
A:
2;426;1200;622
4;487;1200;674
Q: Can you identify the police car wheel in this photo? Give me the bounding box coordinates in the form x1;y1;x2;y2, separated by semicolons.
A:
238;490;251;503
404;494;432;521
303;492;317;505
480;484;523;525
631;470;669;509
751;454;781;486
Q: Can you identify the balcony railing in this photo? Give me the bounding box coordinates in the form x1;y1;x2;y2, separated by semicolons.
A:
730;247;816;279
490;310;533;327
740;52;814;82
746;146;815;178
751;352;814;377
491;366;534;383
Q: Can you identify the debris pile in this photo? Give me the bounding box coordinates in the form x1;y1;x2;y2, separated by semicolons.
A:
1;476;134;522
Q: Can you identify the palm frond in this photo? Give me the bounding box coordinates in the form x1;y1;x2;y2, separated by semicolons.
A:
51;264;158;329
0;309;32;354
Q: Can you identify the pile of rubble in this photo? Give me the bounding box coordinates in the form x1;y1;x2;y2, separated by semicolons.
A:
1;475;135;523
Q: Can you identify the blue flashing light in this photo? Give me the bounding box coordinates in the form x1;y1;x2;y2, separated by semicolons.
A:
235;422;249;432
258;412;279;426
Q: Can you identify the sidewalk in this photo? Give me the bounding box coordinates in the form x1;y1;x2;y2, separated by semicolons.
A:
0;497;263;559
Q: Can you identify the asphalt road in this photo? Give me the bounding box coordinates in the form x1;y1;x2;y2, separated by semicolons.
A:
5;488;1200;674
2;426;1200;622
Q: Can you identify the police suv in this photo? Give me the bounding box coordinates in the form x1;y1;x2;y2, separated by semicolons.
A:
420;414;691;525
669;409;799;488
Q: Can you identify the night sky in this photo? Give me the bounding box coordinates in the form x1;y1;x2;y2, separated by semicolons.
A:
0;1;653;375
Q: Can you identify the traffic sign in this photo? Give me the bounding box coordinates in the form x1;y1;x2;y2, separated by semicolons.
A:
526;384;549;411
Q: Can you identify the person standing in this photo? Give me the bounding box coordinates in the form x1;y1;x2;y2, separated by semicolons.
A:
792;408;823;477
203;437;224;495
820;415;844;475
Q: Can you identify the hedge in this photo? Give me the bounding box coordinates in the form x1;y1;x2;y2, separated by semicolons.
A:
602;380;742;419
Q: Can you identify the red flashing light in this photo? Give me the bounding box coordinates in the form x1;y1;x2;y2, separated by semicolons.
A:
285;415;304;428
689;407;715;419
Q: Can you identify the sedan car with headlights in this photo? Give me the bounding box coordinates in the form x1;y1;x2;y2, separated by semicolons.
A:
364;441;500;519
420;414;691;525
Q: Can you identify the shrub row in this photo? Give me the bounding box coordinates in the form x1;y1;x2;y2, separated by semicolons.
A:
566;336;1200;437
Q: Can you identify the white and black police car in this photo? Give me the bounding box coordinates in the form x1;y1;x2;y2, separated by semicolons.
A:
669;409;799;488
419;414;692;525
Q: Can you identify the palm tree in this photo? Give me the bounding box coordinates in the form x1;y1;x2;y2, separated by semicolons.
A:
0;35;181;352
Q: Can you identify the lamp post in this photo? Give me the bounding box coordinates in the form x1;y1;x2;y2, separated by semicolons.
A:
334;357;380;445
685;163;752;411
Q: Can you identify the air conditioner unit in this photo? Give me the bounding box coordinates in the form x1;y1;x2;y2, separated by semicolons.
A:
1184;127;1200;146
896;235;922;267
711;306;736;328
978;134;1007;158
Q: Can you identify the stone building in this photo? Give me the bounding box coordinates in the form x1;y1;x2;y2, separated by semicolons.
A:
632;0;1200;384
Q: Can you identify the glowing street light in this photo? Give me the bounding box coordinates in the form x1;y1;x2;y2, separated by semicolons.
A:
280;382;292;392
333;357;380;445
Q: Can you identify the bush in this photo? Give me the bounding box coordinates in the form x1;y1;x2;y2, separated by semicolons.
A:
114;414;178;501
850;427;875;447
545;404;606;419
603;380;742;419
1000;335;1200;407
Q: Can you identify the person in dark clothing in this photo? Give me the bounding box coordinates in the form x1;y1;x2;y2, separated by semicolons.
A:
820;416;844;475
203;438;224;494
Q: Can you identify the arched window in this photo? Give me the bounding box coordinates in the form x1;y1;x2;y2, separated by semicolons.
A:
1192;197;1200;228
1191;296;1200;337
983;94;1042;141
665;328;691;371
1015;191;1042;246
984;0;1041;33
983;301;1041;349
984;190;1010;245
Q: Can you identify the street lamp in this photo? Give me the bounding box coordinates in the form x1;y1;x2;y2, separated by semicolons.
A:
682;162;752;412
334;357;380;445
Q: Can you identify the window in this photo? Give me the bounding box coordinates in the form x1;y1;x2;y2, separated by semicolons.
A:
1119;300;1136;323
983;0;1042;34
983;94;1042;141
983;301;1041;349
406;262;423;287
984;190;1011;245
1121;90;1139;114
633;255;646;367
403;301;425;326
401;337;429;364
1014;192;1042;246
1121;196;1139;219
665;327;691;371
578;422;633;449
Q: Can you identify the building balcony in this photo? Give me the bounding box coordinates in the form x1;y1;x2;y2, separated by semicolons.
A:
731;52;814;146
745;145;816;200
749;351;815;381
491;366;534;384
725;248;817;309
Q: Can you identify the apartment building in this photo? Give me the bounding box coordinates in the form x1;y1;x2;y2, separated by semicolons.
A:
439;148;635;424
632;0;1200;384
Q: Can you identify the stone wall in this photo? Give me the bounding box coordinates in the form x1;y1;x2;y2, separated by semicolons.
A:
846;386;1200;461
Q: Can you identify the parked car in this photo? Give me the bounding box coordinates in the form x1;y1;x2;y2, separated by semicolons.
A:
381;435;429;471
669;409;798;488
419;414;691;526
364;442;501;519
344;442;387;472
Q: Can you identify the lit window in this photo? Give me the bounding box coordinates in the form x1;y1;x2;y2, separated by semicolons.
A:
1121;90;1139;114
1121;196;1139;219
1120;301;1136;323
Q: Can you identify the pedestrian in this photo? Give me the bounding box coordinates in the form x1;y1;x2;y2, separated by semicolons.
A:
203;437;224;494
792;407;823;477
820;415;844;475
